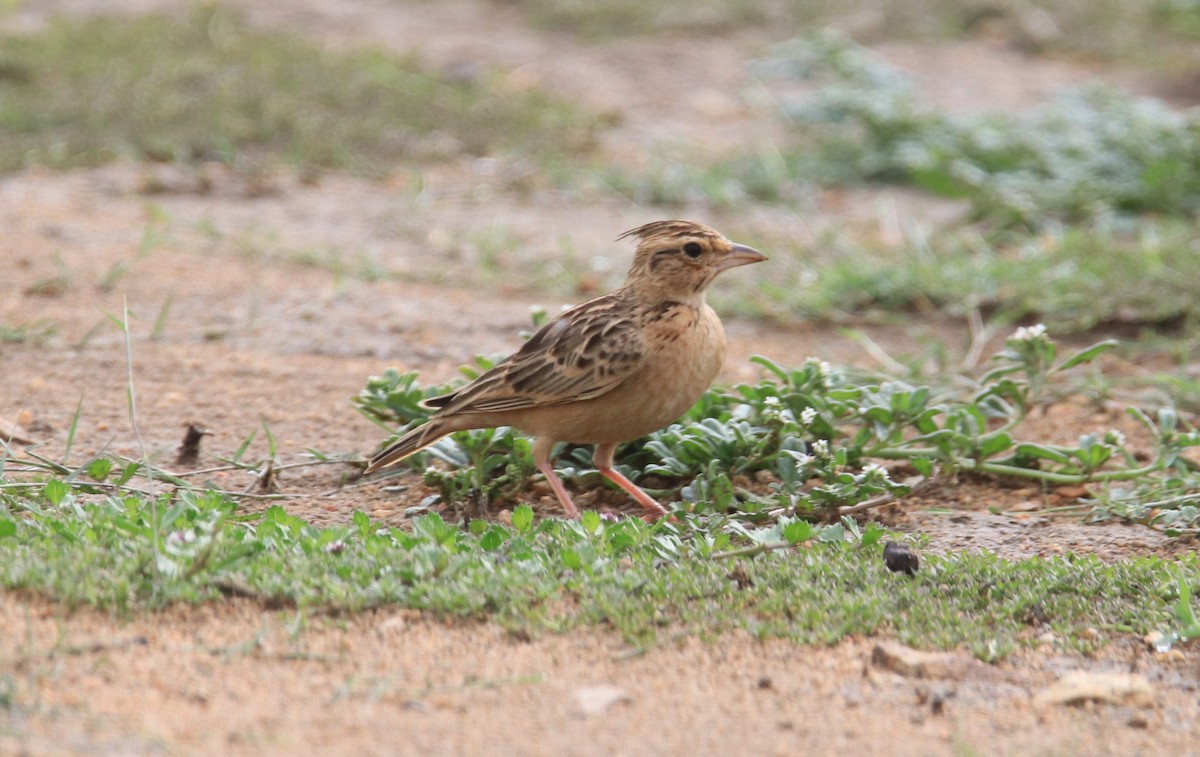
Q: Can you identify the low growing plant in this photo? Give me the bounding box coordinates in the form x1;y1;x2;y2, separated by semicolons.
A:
356;323;1200;529
753;32;1200;229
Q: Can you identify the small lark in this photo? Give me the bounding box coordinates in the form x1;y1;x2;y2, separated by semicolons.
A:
364;220;766;519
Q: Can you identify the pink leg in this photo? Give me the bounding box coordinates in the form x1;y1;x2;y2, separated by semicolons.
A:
593;443;669;521
533;437;579;519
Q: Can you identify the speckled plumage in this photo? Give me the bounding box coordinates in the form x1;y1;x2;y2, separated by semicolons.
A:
364;220;766;519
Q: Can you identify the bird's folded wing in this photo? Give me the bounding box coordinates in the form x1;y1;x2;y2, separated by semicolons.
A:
429;297;644;414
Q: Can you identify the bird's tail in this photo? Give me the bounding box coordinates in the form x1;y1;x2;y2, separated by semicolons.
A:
364;419;453;474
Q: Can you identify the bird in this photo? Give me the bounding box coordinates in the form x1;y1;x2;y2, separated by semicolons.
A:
364;220;767;520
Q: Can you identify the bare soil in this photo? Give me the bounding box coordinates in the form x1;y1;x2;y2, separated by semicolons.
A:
2;2;1198;754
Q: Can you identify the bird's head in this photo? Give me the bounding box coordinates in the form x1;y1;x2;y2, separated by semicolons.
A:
619;220;766;302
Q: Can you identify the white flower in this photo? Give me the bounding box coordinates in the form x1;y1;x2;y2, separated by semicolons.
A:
786;451;814;467
861;462;893;482
800;407;818;426
1012;323;1047;342
805;357;833;376
763;396;781;408
811;439;830;457
1105;429;1126;446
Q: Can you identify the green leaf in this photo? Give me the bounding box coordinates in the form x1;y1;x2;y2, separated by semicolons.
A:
782;520;814;545
352;510;370;534
1175;571;1200;640
1159;408;1179;434
64;392;84;464
581;510;601;534
114;461;141;486
480;527;505;552
912;457;933;477
87;457;115;482
817;523;845;544
231;428;257;464
44;478;68;505
512;504;534;534
1014;443;1072;465
860;523;885;549
978;432;1014;459
909;166;969;197
1056;339;1118;371
0;518;16;539
561;548;582;570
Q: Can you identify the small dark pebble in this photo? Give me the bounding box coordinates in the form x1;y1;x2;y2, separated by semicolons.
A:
884;541;920;575
916;684;954;715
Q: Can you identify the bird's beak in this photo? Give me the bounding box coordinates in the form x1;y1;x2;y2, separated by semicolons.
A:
715;243;768;271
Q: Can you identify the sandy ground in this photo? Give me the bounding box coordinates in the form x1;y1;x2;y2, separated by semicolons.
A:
2;1;1199;754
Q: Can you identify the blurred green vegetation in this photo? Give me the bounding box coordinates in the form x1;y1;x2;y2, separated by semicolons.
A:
505;0;1200;62
0;7;599;175
717;220;1200;337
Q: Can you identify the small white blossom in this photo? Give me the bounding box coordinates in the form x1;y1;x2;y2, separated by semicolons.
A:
786;451;815;467
811;439;830;458
763;396;781;408
804;357;833;376
166;530;193;548
800;407;818;426
1012;323;1047;342
1105;429;1126;446
861;462;893;483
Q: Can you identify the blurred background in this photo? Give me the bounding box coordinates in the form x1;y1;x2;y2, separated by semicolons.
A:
3;0;1200;348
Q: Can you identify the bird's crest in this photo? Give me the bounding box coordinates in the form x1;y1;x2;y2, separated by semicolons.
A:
617;219;721;245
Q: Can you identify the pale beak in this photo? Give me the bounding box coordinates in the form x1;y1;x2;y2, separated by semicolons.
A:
715;243;768;271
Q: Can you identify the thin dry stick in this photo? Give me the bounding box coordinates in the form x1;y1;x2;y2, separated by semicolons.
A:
845;328;906;374
962;306;988;371
838;477;939;517
708;541;796;561
120;295;162;596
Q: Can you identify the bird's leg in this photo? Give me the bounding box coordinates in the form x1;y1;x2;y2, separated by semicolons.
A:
533;437;579;519
593;442;669;521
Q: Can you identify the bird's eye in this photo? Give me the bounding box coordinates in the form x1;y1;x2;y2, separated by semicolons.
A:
682;242;703;259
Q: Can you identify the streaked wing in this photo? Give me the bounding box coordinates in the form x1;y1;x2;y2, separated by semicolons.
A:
429;294;644;415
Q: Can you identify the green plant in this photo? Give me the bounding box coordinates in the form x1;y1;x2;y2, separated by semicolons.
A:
1;485;1193;658
356;321;1200;527
0;320;57;344
753;32;1200;229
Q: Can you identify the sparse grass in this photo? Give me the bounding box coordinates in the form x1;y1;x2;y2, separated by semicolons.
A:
507;0;1199;62
0;320;58;345
0;492;1194;658
726;219;1200;334
0;7;599;176
748;33;1200;229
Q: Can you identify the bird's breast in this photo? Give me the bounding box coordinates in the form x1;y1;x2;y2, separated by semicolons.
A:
504;303;727;444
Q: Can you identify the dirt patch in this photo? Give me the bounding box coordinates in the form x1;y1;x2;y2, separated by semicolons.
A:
4;597;1198;757
3;1;1198;754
